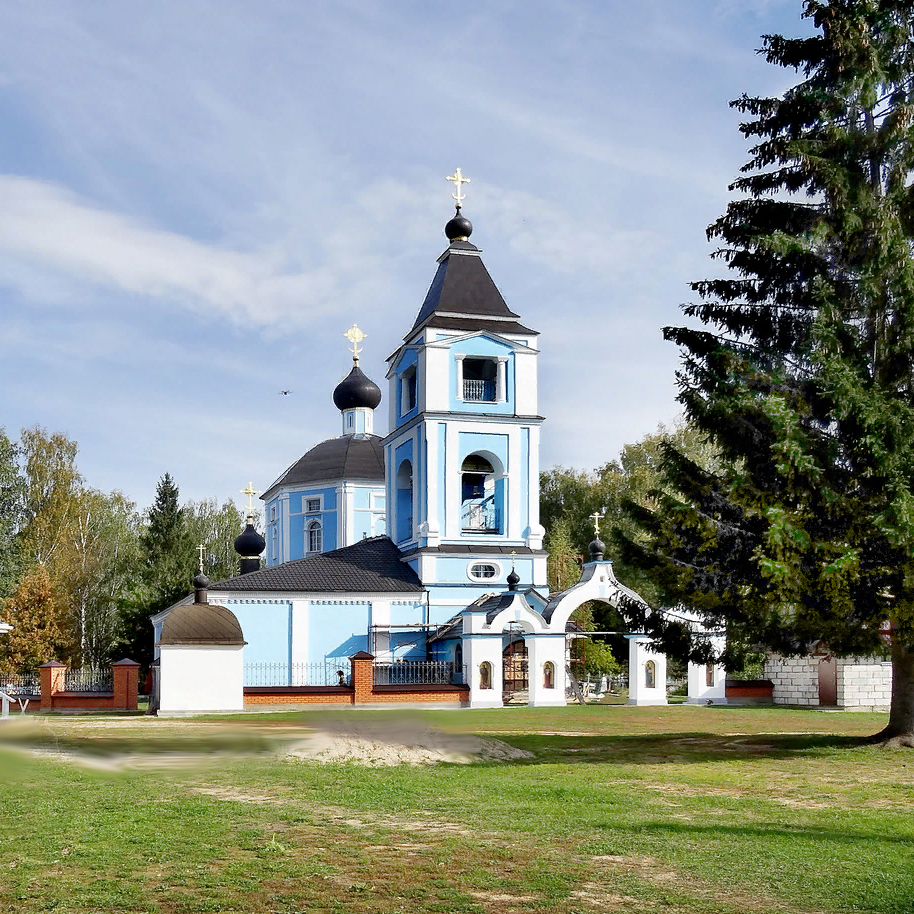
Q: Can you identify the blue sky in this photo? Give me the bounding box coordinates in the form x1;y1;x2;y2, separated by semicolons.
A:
0;0;810;516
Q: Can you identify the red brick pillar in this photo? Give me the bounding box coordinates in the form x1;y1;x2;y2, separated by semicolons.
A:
112;659;140;711
349;651;375;705
40;661;66;712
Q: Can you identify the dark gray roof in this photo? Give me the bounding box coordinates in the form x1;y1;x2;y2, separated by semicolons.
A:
160;602;246;646
263;435;384;499
209;536;424;594
463;592;518;624
408;242;536;337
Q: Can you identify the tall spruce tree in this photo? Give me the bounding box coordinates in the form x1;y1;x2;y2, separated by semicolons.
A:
618;1;914;743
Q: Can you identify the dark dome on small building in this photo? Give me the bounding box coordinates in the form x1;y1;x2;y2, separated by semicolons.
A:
234;523;266;558
333;365;382;411
262;435;385;499
160;602;246;646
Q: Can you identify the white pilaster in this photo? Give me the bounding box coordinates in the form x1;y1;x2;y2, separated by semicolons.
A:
290;601;310;673
527;634;567;707
627;635;668;706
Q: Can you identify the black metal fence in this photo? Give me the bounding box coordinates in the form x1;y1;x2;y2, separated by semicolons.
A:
0;671;40;697
64;668;114;693
244;662;348;687
373;661;464;686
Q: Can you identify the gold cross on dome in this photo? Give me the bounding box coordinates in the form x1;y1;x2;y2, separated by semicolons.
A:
590;513;602;536
510;549;517;569
240;481;260;514
197;544;206;574
446;167;471;209
344;324;367;363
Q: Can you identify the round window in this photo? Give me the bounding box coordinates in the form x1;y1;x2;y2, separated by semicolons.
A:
468;562;500;581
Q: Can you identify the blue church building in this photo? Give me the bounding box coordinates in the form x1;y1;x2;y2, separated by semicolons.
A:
151;182;591;706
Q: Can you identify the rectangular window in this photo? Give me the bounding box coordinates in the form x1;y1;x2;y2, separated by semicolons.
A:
306;498;321;513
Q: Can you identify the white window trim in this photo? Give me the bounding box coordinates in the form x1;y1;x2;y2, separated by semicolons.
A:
467;560;503;582
304;495;323;514
306;518;323;554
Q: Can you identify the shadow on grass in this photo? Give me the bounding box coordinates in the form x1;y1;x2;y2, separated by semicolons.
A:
498;730;876;765
601;818;914;847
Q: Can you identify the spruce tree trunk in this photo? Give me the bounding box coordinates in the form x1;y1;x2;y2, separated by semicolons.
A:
877;640;914;746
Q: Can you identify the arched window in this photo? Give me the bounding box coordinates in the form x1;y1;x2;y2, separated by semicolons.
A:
645;660;656;689
543;661;555;689
307;520;322;554
454;642;463;677
479;661;492;690
396;459;413;542
461;454;502;534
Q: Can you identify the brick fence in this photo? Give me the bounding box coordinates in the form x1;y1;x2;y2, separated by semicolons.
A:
37;659;140;713
244;651;470;708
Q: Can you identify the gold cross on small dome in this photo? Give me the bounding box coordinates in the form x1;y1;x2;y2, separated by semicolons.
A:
590;513;602;536
197;543;206;573
344;324;367;363
446;168;470;208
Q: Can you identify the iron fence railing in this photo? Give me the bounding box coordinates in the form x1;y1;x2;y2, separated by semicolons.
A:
463;379;496;402
64;668;113;693
0;672;41;696
244;662;349;687
373;661;464;686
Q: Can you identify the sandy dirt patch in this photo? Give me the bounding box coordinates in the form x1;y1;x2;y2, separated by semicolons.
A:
285;720;533;766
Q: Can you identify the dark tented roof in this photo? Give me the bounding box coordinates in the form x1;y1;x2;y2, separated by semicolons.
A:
263;435;384;499
408;242;536;337
208;536;424;594
160;602;246;646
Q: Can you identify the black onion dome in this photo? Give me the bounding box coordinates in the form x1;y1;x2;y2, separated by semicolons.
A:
507;568;520;591
445;210;472;242
333;365;382;411
193;572;210;589
589;536;606;562
234;523;266;557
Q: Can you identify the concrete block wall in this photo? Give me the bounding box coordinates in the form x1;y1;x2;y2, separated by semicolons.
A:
837;658;891;710
764;654;819;707
765;653;892;709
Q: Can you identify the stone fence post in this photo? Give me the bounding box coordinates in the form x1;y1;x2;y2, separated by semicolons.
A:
349;651;375;704
112;659;140;710
40;660;66;711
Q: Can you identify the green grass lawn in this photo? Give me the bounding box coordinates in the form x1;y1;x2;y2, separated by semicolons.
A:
0;704;912;913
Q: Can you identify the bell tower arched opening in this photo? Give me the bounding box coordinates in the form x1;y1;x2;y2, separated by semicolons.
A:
461;453;504;534
395;459;413;543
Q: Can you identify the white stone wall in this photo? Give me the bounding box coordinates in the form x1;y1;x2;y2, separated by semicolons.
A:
764;654;820;707
765;653;892;709
159;644;245;714
837;658;892;710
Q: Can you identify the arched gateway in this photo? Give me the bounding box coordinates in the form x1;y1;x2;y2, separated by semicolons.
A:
453;534;673;708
